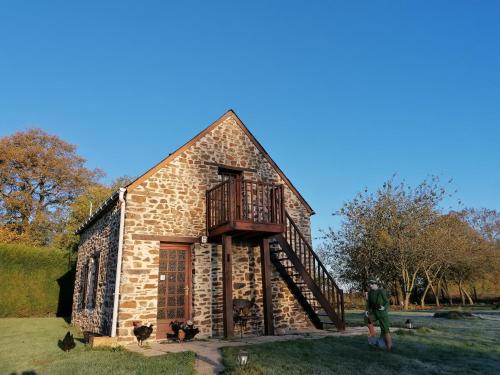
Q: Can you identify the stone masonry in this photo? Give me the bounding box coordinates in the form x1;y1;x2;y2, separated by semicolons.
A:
73;111;315;342
72;200;121;335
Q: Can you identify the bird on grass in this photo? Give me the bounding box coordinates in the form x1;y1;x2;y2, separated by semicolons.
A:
133;321;154;346
61;331;76;352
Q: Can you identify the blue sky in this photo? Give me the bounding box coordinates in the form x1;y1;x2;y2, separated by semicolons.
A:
1;1;499;241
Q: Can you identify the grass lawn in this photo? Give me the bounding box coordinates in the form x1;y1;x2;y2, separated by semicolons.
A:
0;317;195;375
222;309;500;374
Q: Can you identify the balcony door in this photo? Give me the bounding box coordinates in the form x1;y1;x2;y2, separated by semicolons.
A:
218;168;242;220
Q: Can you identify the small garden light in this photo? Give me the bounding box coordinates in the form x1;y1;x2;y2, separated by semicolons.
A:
405;319;413;329
237;350;249;366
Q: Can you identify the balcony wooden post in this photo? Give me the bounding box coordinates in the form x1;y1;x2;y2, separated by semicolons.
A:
260;237;274;335
235;175;242;221
280;186;285;225
222;234;234;338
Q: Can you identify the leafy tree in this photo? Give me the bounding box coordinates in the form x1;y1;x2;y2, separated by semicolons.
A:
53;176;133;251
0;129;102;245
320;177;499;309
418;213;483;306
460;208;499;243
320;177;449;309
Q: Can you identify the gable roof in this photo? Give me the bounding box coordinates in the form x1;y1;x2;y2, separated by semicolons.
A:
127;110;315;214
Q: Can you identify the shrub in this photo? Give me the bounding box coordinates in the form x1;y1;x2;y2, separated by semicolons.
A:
0;243;76;317
433;311;473;319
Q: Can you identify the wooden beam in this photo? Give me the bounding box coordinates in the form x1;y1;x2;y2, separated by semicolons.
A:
260;238;274;335
222;235;234;338
131;234;198;243
204;161;257;173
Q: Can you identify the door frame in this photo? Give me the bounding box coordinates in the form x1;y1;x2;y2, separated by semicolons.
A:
157;242;193;335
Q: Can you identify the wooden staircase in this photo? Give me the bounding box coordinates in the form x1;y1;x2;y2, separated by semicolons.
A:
270;211;345;331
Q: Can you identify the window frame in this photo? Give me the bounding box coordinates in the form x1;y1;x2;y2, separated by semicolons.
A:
79;253;101;311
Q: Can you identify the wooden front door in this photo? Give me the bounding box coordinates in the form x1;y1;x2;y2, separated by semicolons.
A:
156;243;192;339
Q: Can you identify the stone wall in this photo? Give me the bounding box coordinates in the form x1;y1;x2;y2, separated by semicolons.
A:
227;242;312;337
115;113;315;342
72;201;121;335
191;242;313;338
124;113;312;241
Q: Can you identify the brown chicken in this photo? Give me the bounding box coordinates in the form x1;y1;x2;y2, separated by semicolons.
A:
177;329;186;343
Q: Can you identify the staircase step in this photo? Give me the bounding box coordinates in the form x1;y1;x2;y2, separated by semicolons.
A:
273;217;345;333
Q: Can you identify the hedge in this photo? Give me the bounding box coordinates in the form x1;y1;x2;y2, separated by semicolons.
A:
0;243;76;317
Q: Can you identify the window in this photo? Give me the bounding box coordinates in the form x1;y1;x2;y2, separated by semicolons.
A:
78;262;88;310
79;254;100;310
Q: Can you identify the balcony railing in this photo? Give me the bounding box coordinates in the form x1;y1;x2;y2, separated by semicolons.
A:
206;179;285;235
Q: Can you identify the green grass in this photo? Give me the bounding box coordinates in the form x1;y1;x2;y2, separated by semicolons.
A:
221;309;500;374
0;317;195;375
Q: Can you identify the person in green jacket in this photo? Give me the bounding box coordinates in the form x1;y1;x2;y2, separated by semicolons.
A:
364;278;392;351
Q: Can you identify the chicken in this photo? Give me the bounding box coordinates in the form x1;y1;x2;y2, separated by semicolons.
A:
169;320;199;342
133;322;154;346
61;331;76;352
233;298;255;318
183;321;199;341
178;329;186;343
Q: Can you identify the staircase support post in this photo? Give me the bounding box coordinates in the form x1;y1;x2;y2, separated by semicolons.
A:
260;237;275;335
222;235;234;338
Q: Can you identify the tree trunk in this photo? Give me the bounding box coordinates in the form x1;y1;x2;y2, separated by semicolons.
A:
420;283;431;307
395;280;404;307
464;287;474;305
444;279;453;305
392;283;400;306
403;293;411;310
424;268;438;307
401;268;419;310
436;279;442;307
458;281;465;305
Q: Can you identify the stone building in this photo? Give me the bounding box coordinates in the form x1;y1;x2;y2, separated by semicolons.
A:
72;110;345;343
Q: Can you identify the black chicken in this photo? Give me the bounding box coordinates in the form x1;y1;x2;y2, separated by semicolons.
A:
61;331;76;352
133;322;154;346
169;320;199;342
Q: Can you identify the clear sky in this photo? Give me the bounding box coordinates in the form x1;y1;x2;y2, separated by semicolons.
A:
1;1;499;242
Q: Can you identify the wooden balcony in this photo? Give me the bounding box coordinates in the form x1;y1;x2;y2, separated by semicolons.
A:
206;179;285;239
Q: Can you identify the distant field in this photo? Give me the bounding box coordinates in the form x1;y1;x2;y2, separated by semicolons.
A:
222;308;500;374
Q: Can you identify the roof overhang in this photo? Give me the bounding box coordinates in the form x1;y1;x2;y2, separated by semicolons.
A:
75;190;120;235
